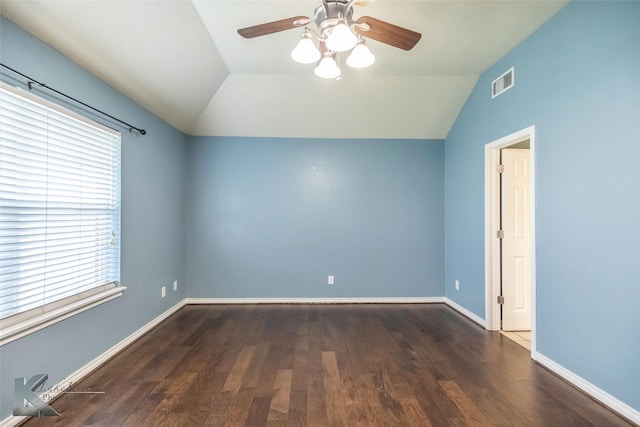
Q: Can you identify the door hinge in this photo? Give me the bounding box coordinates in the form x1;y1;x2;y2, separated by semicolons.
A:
496;164;504;174
497;295;505;304
497;229;504;239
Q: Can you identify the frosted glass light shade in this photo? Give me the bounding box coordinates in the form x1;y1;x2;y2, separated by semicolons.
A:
346;42;375;68
314;55;341;79
291;37;321;64
326;22;358;52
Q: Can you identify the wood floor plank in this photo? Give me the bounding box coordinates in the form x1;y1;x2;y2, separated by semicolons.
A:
222;345;256;393
241;341;271;389
96;380;160;423
306;374;328;427
321;351;351;426
400;397;434;427
220;388;253;427
245;396;272;426
255;343;284;397
194;389;234;426
21;304;635;427
119;392;165;426
290;335;308;391
268;369;293;420
440;380;493;427
287;389;307;427
348;372;403;426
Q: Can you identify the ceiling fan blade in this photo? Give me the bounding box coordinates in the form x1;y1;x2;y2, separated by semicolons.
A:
238;16;310;39
355;16;421;51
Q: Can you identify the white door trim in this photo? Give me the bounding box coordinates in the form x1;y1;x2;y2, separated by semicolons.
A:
484;126;537;353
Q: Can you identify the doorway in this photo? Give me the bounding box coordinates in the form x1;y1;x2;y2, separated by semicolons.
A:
485;126;536;354
501;147;531;331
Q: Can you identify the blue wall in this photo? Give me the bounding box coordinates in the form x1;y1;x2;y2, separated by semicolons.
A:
186;137;444;298
0;17;187;419
445;1;640;410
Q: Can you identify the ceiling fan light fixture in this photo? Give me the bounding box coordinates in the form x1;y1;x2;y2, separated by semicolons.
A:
325;21;358;52
291;33;321;64
239;5;422;80
314;53;341;79
346;39;375;68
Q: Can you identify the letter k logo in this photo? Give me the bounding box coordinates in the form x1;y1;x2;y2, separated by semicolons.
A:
13;374;60;417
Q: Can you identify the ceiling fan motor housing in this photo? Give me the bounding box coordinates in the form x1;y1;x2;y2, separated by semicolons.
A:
314;0;355;39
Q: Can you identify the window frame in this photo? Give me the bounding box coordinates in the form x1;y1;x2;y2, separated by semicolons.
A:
0;81;126;346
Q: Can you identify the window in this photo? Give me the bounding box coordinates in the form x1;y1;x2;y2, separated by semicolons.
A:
0;82;124;345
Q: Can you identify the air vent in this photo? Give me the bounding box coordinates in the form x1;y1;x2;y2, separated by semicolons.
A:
492;67;514;98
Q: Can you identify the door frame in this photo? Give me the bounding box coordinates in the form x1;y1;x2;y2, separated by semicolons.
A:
484;126;537;352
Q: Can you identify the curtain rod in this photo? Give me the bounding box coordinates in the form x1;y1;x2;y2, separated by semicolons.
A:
1;63;146;136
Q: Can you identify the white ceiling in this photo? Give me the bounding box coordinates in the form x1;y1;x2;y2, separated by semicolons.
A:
0;0;568;139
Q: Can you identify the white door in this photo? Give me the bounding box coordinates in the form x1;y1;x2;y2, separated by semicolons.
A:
501;148;531;331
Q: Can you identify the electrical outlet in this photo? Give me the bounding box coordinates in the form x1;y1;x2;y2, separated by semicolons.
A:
173;280;178;291
161;286;166;298
455;280;460;290
328;275;334;285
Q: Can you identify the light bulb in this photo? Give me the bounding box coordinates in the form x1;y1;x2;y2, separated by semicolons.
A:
291;36;320;64
326;22;358;52
346;41;375;68
314;54;341;79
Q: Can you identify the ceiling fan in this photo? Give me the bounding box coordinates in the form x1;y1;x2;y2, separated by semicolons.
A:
237;0;422;79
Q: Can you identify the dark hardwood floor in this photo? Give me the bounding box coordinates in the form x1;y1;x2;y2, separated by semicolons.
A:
23;304;633;426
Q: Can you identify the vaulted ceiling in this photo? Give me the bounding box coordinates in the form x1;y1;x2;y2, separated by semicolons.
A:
0;0;568;139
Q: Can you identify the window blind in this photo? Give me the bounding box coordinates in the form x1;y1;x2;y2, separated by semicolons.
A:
0;82;121;323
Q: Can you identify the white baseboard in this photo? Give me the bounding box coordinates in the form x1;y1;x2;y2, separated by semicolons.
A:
444;297;487;328
184;297;445;305
533;352;640;425
0;300;186;427
0;413;27;425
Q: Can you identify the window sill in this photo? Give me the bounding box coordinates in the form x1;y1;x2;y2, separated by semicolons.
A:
0;286;126;346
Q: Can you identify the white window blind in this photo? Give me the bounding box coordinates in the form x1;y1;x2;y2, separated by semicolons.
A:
0;82;121;326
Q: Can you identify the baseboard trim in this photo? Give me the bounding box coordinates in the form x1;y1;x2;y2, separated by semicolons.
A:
0;300;186;427
444;297;487;328
533;352;640;425
184;297;445;305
